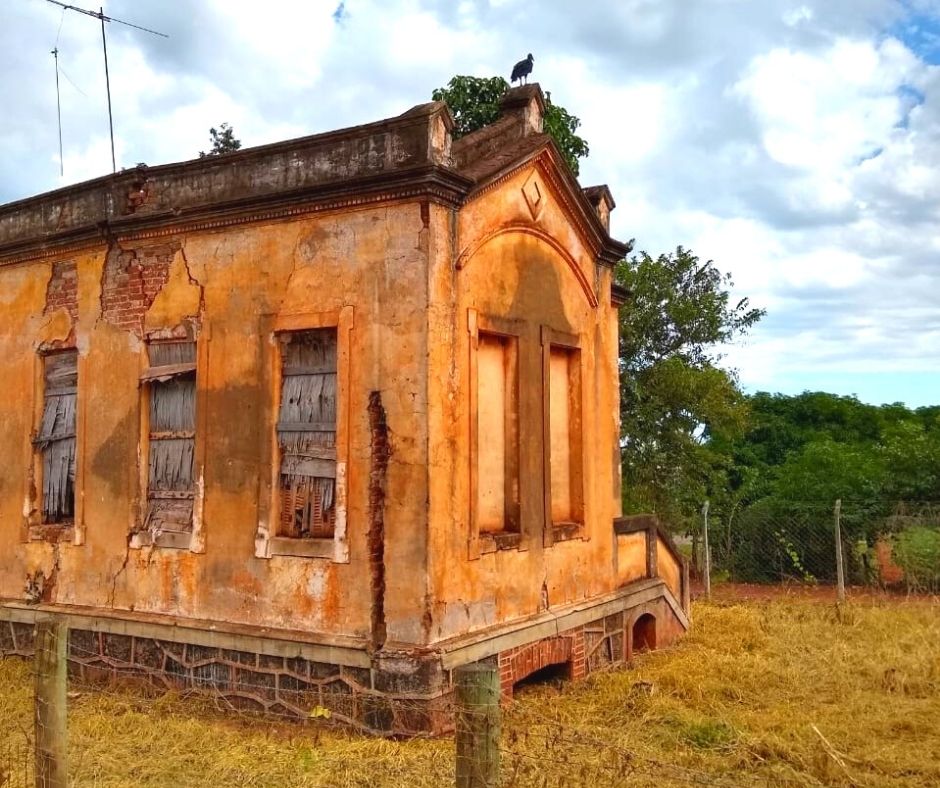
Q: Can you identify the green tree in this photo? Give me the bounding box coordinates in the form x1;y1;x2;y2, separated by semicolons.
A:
880;420;940;501
718;391;940;584
616;247;764;524
542;99;589;175
733;391;940;502
199;123;242;157
431;75;590;175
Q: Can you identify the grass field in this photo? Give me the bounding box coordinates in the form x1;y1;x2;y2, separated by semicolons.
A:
2;593;938;787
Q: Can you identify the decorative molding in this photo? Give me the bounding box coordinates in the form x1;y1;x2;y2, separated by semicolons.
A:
521;170;545;220
456;222;599;308
462;146;631;269
0;169;472;268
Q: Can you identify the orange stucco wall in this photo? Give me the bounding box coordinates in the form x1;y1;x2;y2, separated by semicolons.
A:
616;532;648;586
657;537;683;601
0;202;431;643
425;163;622;642
2;155;632;650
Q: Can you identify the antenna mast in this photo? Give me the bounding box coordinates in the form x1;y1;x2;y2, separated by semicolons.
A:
52;47;64;176
45;0;168;173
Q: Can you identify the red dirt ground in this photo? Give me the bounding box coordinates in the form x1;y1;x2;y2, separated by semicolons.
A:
691;581;938;604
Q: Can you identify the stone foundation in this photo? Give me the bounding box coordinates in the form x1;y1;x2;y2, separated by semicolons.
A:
1;584;687;735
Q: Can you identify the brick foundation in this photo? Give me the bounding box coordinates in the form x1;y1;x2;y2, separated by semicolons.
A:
498;597;684;700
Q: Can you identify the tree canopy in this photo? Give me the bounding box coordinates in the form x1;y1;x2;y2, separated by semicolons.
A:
708;391;940;584
615;247;764;524
432;75;589;175
199;123;242;157
730;391;940;505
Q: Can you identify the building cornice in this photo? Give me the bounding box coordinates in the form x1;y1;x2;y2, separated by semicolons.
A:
0;165;472;266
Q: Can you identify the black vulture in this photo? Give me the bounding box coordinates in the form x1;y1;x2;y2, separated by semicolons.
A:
511;53;534;84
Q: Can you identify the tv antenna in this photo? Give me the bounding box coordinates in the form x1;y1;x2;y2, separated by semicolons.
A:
45;1;168;174
52;47;64;176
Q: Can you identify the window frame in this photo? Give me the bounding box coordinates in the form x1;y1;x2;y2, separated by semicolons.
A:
256;307;353;562
131;331;208;553
276;327;339;540
540;325;586;547
467;309;525;559
27;347;84;544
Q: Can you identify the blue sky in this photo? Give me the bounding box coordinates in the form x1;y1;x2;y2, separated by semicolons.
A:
749;371;940;408
894;7;940;64
1;0;938;409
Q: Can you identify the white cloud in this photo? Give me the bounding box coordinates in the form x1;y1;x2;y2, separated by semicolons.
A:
734;37;922;172
2;0;939;406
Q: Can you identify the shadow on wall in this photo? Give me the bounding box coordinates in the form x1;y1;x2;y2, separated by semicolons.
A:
507;236;574;335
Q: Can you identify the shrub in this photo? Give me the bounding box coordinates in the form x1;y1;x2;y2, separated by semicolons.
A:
891;526;940;592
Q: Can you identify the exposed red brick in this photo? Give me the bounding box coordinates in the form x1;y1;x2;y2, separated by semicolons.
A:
99;241;178;335
44;260;79;324
499;635;574;699
368;391;390;650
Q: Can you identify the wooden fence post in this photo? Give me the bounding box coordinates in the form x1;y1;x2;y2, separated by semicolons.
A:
834;498;846;604
702;500;711;600
34;617;67;788
681;559;691;618
455;663;500;788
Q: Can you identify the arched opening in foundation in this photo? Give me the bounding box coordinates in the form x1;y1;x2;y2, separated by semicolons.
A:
632;613;656;653
513;662;570;695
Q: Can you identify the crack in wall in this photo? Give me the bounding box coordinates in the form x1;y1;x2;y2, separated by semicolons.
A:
178;245;206;315
108;537;131;609
98;238;179;336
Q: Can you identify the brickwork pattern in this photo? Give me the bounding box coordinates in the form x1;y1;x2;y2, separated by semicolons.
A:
0;621;448;736
0;597;683;735
0;621;34;656
496;601;685;700
44;260;79;324
100;243;177;336
367;391;390;649
499;635;573;699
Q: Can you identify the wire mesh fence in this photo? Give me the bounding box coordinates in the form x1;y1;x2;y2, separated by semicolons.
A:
0;732;34;788
697;499;940;592
4;501;938;785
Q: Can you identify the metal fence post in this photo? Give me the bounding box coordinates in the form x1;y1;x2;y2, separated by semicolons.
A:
455;663;500;788
834;498;846;604
702;500;711;600
34;617;67;788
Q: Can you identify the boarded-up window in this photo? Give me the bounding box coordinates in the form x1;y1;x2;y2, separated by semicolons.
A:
38;350;78;524
548;345;582;525
476;332;519;533
277;329;337;539
141;341;196;533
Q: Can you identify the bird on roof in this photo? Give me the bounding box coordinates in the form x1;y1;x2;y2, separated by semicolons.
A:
511;53;534;85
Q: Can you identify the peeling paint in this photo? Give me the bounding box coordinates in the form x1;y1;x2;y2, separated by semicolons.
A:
1;143;627;651
37;308;73;346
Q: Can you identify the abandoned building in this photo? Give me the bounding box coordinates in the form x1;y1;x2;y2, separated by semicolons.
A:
0;84;689;734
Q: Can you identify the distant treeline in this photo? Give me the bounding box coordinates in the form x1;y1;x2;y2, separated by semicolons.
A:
725;391;940;505
701;392;940;586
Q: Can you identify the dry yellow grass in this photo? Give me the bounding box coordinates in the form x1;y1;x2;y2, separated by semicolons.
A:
2;596;938;787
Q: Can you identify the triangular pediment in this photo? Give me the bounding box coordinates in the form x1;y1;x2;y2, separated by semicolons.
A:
458;138;630;268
